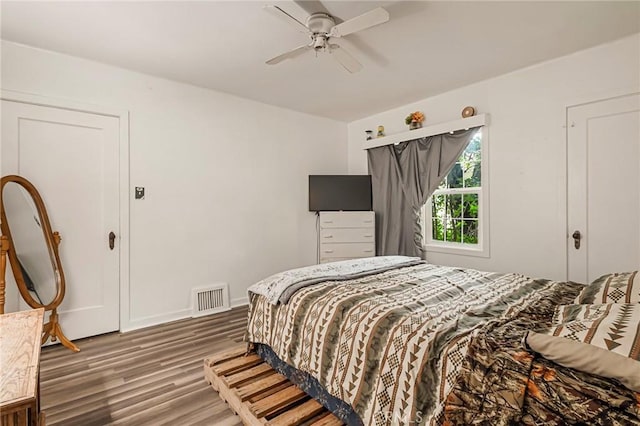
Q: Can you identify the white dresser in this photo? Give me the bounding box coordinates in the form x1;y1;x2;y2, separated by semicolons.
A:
319;211;375;263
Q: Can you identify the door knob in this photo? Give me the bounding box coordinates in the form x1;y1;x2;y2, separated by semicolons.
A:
109;232;116;250
572;230;581;249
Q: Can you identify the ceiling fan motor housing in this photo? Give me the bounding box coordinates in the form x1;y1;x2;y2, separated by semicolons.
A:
306;13;335;33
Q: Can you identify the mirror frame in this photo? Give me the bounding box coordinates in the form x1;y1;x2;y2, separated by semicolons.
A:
1;175;78;352
0;175;67;310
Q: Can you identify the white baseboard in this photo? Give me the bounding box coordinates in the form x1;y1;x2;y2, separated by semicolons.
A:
120;296;248;333
120;308;191;333
231;296;248;308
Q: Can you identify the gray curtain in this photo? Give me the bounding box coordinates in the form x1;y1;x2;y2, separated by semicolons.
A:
367;127;480;257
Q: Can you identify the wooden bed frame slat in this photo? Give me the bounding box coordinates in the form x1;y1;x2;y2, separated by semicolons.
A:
238;372;289;402
213;353;263;375
311;413;344;426
225;363;273;388
248;385;306;418
204;348;344;426
266;398;326;426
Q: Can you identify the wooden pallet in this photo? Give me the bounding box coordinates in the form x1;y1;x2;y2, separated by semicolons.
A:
204;346;344;426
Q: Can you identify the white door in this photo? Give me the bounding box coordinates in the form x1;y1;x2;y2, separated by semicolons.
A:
568;93;640;284
1;100;120;341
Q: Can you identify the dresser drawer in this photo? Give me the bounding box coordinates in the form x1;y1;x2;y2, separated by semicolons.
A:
320;228;375;243
319;211;374;228
319;242;375;258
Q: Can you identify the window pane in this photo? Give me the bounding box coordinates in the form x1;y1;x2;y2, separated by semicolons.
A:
463;161;481;188
447;219;463;243
446;194;462;219
432;218;444;241
465;132;482;161
432;194;446;219
463;219;478;244
446;163;463;188
463;194;479;219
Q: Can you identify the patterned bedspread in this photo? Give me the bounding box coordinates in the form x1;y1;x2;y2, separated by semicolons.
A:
245;262;565;425
444;281;640;425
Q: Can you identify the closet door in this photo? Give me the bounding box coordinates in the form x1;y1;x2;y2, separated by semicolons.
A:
2;100;120;340
567;93;640;284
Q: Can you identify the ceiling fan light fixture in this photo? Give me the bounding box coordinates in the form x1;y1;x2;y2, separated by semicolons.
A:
312;35;327;50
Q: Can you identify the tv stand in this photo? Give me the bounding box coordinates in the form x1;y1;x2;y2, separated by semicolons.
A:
318;211;375;263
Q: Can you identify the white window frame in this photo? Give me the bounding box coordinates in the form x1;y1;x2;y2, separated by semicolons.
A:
422;128;490;258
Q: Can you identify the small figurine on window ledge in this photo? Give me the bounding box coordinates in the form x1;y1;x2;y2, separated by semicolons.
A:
377;125;385;138
365;130;373;140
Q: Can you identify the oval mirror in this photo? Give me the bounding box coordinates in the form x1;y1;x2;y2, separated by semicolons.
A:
0;175;79;352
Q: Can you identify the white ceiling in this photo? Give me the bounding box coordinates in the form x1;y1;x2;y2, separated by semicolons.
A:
2;1;639;122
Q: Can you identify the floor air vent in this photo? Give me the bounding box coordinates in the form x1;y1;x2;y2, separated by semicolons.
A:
192;284;230;317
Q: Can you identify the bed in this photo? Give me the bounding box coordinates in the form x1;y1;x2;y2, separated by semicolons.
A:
244;256;640;425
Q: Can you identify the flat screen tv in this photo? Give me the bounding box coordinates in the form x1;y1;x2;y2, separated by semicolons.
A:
308;175;372;212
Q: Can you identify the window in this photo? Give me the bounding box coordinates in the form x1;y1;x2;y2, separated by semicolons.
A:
421;129;488;256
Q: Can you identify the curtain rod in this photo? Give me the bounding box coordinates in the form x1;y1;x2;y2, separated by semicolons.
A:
362;113;489;150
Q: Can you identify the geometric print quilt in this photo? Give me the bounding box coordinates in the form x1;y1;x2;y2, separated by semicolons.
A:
245;262;559;425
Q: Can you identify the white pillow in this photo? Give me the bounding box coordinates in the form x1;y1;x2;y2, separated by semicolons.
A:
527;303;640;392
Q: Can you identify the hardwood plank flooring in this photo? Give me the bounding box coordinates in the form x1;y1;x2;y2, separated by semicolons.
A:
40;306;249;426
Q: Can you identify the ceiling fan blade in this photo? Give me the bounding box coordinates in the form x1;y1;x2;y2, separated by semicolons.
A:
329;7;389;38
329;44;363;73
266;44;311;65
264;5;309;34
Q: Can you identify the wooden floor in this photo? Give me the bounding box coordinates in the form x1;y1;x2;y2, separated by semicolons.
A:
39;306;248;426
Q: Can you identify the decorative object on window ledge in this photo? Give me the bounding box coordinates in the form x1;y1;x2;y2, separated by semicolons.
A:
377;125;385;137
461;106;476;118
365;130;373;140
405;111;425;130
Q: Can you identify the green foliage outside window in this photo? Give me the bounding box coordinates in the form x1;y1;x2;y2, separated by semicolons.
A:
429;131;482;245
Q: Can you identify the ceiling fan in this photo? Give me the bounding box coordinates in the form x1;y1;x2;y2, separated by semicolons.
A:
264;4;390;73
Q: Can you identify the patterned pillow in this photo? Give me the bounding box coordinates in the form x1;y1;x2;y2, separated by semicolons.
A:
546;303;640;360
575;271;639;304
552;303;612;325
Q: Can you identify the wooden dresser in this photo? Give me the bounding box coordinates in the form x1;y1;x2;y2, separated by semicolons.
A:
0;308;45;426
319;211;375;263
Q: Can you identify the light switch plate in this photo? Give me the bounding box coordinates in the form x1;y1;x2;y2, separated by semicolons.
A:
135;187;145;200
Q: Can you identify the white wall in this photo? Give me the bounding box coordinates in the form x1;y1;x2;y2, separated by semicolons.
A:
1;41;347;330
347;34;640;282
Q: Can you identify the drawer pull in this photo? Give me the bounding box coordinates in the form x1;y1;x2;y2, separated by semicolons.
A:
363;234;373;238
363;220;373;223
364;249;373;253
323;220;333;224
323;235;333;238
324;249;334;253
